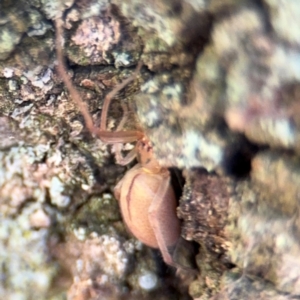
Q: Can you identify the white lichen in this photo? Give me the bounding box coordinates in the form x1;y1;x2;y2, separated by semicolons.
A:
3;67;14;78
81;234;129;278
49;176;70;208
114;52;132;67
138;271;158;291
74;227;88;241
183;130;222;170
260;118;295;147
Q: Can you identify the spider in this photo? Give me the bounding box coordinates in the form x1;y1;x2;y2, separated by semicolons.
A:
55;18;181;268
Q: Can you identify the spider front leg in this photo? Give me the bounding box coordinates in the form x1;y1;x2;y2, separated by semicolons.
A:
148;173;181;267
112;102;138;165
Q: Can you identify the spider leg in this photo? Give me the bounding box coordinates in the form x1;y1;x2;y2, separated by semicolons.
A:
117;102;129;131
100;62;142;131
112;102;138;165
55;18;95;134
148;174;181;267
114;146;137;165
56;17;143;145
